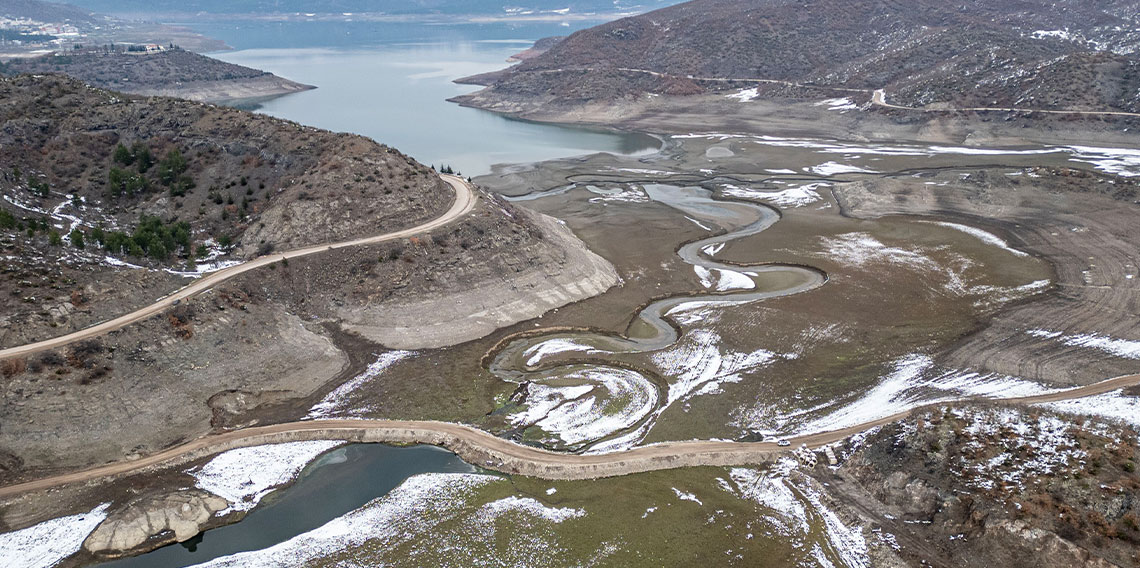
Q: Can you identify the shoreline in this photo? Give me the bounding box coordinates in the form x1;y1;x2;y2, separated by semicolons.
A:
449;90;1140;150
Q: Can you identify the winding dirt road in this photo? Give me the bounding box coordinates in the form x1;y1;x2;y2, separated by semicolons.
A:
0;174;477;361
2;371;1136;497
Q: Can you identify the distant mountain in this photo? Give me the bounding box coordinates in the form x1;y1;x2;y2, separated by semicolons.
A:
47;0;683;17
0;0;102;24
456;0;1140;114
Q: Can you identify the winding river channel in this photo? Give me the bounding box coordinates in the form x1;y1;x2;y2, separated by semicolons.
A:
489;184;825;452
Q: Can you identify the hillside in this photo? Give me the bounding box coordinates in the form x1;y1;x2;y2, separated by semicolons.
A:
0;48;314;103
827;404;1140;567
455;0;1140;116
0;74;619;481
57;0;684;18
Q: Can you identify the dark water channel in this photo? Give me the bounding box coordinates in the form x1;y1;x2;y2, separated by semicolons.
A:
97;444;478;568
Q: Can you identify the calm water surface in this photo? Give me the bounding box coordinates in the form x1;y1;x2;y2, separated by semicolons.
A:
99;444;480;568
191;20;660;175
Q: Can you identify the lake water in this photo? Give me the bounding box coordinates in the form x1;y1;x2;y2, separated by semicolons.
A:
187;20;660;175
98;444;481;568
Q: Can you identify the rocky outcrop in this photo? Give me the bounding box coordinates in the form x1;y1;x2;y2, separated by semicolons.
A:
84;490;229;556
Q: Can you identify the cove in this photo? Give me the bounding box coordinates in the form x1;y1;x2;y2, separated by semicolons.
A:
96;444;479;568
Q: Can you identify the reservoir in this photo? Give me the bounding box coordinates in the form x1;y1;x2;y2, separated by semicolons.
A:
189;19;661;175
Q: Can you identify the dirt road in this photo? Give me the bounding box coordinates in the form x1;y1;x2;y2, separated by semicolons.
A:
2;371;1136;497
0;174;477;361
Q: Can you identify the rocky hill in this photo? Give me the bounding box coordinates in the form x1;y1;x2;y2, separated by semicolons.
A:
0;74;619;479
0;72;447;349
456;0;1140;115
1;48;313;103
827;404;1140;567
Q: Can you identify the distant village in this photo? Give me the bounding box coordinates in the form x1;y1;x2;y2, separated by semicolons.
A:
0;15;174;57
0;16;82;47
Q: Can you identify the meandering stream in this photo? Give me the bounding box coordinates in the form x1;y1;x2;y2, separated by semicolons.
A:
489;184;825;451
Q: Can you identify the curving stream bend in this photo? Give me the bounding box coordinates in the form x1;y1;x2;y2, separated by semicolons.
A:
488;184;826;452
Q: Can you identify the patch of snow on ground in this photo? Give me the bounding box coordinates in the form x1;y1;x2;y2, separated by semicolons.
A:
672;488;703;505
1031;29;1076;41
686;215;713;231
102;256;144;269
1065;146;1140;177
932;222;1029;257
188;473;497;567
654;329;781;409
1039;389;1140;428
815;97;857;111
165;259;244;279
790;355;1058;435
1027;329;1140;360
798;482;870;568
727;468;809;535
513;367;658;446
306;351;415;419
809;162;878;176
702;242;725;257
954;408;1088;492
765;168;798;174
479;496;585;523
727;87;760;102
816;232;934;268
190;441;345;514
694;265;755;291
721;182;828;208
523;339;595;367
1;503;111;568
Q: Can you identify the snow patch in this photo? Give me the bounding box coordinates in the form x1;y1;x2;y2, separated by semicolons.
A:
0;503;111;568
932;222;1029;257
190;441;345;514
721;182;828;208
1028;329;1140;360
188;473;497;567
306;351;415;419
672;488;703;505
810;162;878;176
727;87;760;102
479;496;585;523
523;339;594;368
1039;389;1140;428
511;367;658;446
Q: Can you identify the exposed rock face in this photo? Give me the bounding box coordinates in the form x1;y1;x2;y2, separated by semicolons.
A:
84;490;229;555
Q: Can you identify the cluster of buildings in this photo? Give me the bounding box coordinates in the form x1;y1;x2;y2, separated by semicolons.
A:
0;17;83;47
